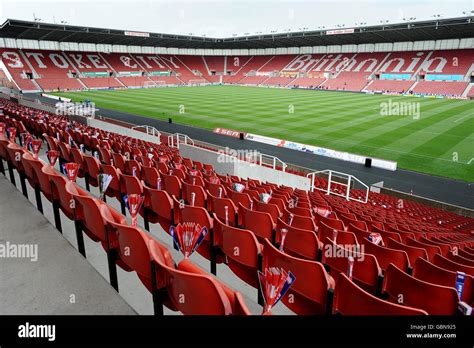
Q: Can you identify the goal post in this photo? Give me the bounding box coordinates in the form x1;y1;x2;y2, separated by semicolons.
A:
144;80;166;88
188;79;208;86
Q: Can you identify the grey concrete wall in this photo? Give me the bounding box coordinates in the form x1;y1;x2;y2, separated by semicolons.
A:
179;143;310;190
88;118;161;144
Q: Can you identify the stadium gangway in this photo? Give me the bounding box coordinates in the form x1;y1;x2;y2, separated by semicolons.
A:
168;133;194;149
306;170;369;204
131;125;161;138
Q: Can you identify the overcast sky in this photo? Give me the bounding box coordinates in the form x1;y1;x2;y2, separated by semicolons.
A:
0;0;472;38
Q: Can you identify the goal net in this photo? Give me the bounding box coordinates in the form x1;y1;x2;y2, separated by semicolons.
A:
144;80;166;88
188;79;208;86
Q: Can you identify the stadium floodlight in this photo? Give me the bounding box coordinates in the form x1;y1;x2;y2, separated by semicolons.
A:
60;20;68;24
462;10;473;14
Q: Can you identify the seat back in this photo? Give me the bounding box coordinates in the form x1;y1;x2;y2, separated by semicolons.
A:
413;257;474;304
276;218;320;260
386;237;428;267
333;273;427;315
262;239;333;315
382;264;459;315
363;239;410;272
213;214;261;287
406;237;441;262
240;203;274;243
182;182;207;208
208;194;238;226
322;237;381;294
167;260;233;315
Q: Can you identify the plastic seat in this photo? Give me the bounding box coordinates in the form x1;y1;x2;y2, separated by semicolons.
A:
262;239;334;315
446;252;474;267
99;164;122;201
143;185;174;232
172;197;215;264
65;181;120;256
316;215;345;232
386;237;428;267
83;154;101;188
142;166;161;188
120;173;143;196
100;210;153;291
162;173;182;199
254;200;281;223
98;147;112;165
31;160;60;203
432;253;474;277
57;141;73;164
112;152;126;172
49;174;74;220
382;264;460;315
318;221;358;247
125;159;141;177
164;259;251;315
276;217;321;260
213;214;262;288
205;181;227;198
182;182;207;208
363;239;410;272
419;236;451;255
230;191;251;210
406;237;441;262
240;203;275;243
282;208;316;231
333;273;427;315
208;193;238;226
322;238;381;294
413;257;474;305
21;152;38;188
70;148;85;178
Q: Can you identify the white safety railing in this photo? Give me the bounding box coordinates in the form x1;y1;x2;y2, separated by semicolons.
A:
131;125;161;137
306;169;369;203
251;152;287;172
168;133;194;149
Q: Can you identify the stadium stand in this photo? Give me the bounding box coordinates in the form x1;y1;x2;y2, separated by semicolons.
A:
1;98;473;316
1;48;472;96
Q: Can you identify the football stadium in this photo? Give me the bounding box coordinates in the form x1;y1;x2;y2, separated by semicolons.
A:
0;0;473;345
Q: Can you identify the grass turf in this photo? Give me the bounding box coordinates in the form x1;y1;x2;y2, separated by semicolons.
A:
53;85;474;182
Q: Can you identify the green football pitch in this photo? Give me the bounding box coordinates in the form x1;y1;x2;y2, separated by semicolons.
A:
54;85;474;182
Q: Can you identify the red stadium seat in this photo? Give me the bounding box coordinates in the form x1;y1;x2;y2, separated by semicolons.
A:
213;214;262;289
155;256;250;315
182;182;207;208
386;237;428;267
142;184;174;231
406;237;442;262
333;273;427;315
382;264;460;315
240;203;275;243
208;193;238;226
322;238;381;294
363;239;410;272
412;257;474;305
276;218;321;260
262;239;334;315
432;253;474;277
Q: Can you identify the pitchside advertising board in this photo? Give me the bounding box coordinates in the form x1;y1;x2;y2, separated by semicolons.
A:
214;128;397;171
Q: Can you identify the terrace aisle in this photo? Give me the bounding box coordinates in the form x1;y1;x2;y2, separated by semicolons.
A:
0;175;137;315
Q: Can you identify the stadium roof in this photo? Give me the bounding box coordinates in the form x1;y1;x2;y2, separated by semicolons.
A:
1;17;473;49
